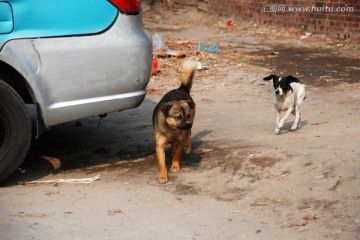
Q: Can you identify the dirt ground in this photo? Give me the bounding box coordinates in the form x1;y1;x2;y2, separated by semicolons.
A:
1;4;360;240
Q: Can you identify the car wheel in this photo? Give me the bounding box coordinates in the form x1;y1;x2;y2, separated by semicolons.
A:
0;79;32;182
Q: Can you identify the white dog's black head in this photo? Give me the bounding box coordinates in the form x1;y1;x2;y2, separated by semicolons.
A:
263;75;300;96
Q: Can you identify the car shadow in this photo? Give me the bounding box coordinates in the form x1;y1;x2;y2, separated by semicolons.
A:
1;99;211;187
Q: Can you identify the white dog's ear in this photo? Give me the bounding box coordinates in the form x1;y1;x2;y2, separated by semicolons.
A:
263;75;279;82
287;75;300;83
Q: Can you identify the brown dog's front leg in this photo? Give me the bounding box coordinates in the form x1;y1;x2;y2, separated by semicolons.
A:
155;143;168;183
184;129;192;154
170;140;184;173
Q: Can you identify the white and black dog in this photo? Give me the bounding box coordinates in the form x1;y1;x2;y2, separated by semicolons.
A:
263;75;306;135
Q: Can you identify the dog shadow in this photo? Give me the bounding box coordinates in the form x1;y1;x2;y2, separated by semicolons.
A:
279;120;309;134
164;129;212;169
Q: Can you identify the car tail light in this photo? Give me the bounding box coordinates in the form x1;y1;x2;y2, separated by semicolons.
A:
108;0;141;14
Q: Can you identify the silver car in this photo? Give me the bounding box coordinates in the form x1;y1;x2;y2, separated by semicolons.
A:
0;0;152;181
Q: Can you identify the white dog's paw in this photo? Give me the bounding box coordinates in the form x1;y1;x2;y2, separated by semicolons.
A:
291;125;297;131
274;128;280;135
277;121;284;129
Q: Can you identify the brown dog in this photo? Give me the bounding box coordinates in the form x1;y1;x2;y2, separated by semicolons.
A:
152;58;197;183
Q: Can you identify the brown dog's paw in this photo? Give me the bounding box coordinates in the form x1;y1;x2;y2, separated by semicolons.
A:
170;165;180;173
158;178;168;184
158;174;168;184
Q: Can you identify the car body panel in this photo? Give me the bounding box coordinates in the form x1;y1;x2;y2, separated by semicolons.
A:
0;12;152;127
0;0;117;48
0;2;13;34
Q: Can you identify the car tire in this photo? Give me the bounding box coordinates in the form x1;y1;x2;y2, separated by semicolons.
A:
0;79;32;182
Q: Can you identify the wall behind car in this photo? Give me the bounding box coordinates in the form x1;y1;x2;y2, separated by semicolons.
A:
175;0;360;40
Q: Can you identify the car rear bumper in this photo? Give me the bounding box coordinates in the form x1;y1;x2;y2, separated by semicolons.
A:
0;12;152;126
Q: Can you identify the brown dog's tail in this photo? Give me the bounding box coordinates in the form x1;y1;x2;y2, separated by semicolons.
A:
178;58;198;93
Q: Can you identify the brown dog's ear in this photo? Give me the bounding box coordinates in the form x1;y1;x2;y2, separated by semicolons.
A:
160;103;173;115
186;100;195;109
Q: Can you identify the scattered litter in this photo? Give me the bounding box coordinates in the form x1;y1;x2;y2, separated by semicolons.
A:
329;179;342;191
196;62;209;71
201;148;213;153
302;215;320;221
198;43;220;53
275;170;291;180
21;175;100;185
173;40;194;48
155;49;198;58
300;32;312;40
166;49;191;58
227;14;236;27
152;33;167;52
152;58;158;76
319;75;332;79
315;175;324;179
288;27;297;34
250;79;258;84
232;172;244;180
108;209;122;216
152;36;201;59
347;66;360;70
185;41;194;48
283;221;307;228
225;172;244;183
45;190;59;196
194;50;205;59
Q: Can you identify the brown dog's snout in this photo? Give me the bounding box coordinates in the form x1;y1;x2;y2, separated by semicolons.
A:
179;121;192;130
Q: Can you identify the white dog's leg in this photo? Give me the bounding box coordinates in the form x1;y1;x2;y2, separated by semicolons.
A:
276;107;294;131
291;105;300;131
274;109;281;135
297;111;302;128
